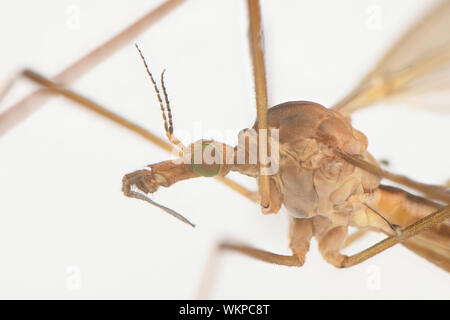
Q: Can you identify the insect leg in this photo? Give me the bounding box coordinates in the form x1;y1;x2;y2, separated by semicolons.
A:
358;185;450;271
0;0;186;137
219;243;302;267
197;217;314;298
289;218;314;266
343;229;369;249
247;0;271;210
335;149;450;204
316;226;349;267
342;205;450;268
4;69;258;202
196;240;303;299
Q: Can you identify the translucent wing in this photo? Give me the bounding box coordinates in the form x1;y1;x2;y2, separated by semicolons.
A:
333;1;450;115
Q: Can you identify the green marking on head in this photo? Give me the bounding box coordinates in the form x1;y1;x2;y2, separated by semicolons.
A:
191;143;221;177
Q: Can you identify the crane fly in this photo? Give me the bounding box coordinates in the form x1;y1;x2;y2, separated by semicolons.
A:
0;0;449;298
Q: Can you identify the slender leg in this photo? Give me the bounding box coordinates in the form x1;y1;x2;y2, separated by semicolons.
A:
219;243;303;266
317;226;348;267
197;241;302;298
317;205;450;268
205;206;450;271
247;0;271;210
0;0;186;137
402;237;450;272
334;149;450;204
0;1;263;202
289;218;314;265
343;229;368;249
306;205;449;268
341;205;450;268
199;206;449;294
198;208;449;298
196;218;312;299
21;69;174;152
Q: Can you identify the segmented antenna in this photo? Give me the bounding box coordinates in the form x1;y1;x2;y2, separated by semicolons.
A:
135;44;184;150
160;69;173;134
133;45;192;227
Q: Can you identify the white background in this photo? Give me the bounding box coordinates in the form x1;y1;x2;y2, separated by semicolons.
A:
0;0;449;299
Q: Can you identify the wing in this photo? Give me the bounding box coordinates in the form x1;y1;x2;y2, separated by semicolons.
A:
402;236;450;272
332;1;450;116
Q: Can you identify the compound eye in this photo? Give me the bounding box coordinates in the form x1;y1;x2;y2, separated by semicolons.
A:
190;143;221;177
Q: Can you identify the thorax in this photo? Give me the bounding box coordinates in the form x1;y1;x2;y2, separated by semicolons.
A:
258;101;381;222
